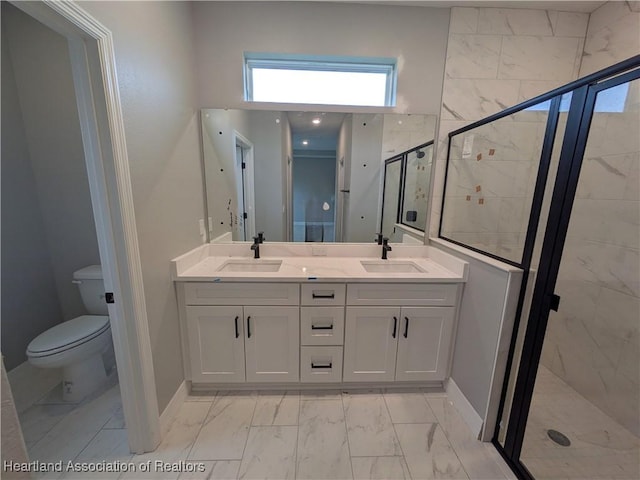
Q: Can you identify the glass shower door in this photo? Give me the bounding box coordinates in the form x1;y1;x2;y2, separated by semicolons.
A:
520;75;640;479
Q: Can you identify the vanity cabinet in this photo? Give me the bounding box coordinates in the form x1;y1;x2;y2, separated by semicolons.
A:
182;283;300;383
343;284;458;383
179;280;460;387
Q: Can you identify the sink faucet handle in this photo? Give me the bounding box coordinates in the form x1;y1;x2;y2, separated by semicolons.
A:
375;233;383;245
257;232;265;243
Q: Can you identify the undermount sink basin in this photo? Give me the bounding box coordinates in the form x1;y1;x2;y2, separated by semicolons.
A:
360;260;426;273
217;259;282;272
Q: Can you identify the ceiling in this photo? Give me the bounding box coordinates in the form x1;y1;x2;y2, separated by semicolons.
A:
289;112;346;151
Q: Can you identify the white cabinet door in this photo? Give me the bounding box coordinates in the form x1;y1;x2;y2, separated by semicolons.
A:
343;307;400;382
395;307;455;382
186;306;245;383
244;306;299;382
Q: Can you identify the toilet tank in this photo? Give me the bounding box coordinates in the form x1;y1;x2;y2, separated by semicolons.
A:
73;265;108;315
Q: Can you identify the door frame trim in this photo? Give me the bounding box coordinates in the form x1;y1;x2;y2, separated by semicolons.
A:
11;0;161;453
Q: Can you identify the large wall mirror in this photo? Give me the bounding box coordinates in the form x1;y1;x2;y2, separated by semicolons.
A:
201;109;437;243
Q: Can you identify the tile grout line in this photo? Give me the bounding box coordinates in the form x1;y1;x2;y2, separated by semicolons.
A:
236;390;260;479
340;392;356;480
383;392;413;480
184;391;218;462
294;390;302;480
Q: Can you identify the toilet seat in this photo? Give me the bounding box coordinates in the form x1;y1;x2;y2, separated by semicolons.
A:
27;315;110;358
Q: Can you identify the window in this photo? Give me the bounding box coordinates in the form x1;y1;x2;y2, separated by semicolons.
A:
244;53;397;107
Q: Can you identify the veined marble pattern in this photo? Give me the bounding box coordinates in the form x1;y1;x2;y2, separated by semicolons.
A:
9;378;518;480
522;366;640;480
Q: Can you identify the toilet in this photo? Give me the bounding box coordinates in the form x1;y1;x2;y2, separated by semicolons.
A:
26;265;113;402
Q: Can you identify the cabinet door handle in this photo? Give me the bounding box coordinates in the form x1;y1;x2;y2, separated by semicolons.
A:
247;316;251;338
311;362;332;369
404;316;409;338
311;324;333;330
312;292;335;299
392;316;398;338
234;316;240;338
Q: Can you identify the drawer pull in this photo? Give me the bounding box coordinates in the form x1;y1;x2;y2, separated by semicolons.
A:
404;316;409;338
392;316;398;338
247;316;252;338
311;362;332;369
311;324;333;330
234;316;240;338
312;292;335;299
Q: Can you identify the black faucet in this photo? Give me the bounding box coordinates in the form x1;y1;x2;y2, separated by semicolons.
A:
382;237;392;260
257;231;265;243
251;236;260;259
375;232;383;245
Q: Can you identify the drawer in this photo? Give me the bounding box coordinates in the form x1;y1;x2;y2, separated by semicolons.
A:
301;307;344;346
301;284;346;306
346;283;458;306
184;282;299;306
300;346;343;383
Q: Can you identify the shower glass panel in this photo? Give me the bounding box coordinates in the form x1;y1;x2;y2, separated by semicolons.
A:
401;144;432;231
520;77;640;479
380;157;403;239
441;105;551;265
497;93;573;446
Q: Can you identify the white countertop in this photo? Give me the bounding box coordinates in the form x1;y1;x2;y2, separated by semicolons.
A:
172;243;468;283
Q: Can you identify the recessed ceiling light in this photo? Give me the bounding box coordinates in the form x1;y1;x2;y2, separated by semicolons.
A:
312;118;321;125
302;140;309;145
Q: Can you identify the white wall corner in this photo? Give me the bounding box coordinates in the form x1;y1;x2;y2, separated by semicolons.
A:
159;380;188;437
445;378;484;440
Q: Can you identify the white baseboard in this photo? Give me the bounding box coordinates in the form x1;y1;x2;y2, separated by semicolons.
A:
159;381;188;437
446;378;484;440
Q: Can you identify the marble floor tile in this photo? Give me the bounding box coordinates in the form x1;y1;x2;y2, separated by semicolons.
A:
28;385;122;465
252;391;299;426
120;401;211;480
177;461;240;479
18;402;77;448
61;429;132;479
383;392;438;424
342;392;401;457
425;397;506;479
299;389;343;401
237;426;297;480
296;399;352;480
350;457;410;480
8;361;62;413
396;423;468;479
188;393;257;461
104;403;126;429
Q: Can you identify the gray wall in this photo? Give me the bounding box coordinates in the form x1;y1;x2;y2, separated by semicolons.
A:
293;156;336;223
193;2;449;115
249;111;286;241
347;114;384;243
3;4;101;327
80;1;205;412
0;15;63;371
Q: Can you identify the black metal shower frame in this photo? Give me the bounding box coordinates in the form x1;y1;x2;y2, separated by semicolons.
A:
379;140;434;235
437;55;640;480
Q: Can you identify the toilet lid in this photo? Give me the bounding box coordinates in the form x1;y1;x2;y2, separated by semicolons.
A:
27;315;110;355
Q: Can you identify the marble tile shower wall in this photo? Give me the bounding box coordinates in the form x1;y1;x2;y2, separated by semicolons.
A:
441;110;549;261
539;1;640;438
430;7;589;241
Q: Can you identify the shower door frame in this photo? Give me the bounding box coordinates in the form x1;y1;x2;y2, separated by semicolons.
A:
494;62;640;479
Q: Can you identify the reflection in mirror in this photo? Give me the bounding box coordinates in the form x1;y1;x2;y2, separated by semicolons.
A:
201;109;436;242
401;143;433;231
379;142;433;240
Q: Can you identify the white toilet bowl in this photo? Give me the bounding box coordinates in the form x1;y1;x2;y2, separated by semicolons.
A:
27;315;111;402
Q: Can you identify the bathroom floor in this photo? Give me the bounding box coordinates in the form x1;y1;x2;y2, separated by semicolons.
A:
10;369;516;480
521;366;640;480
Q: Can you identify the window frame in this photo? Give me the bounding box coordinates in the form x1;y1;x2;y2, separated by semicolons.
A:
244;53;397;107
